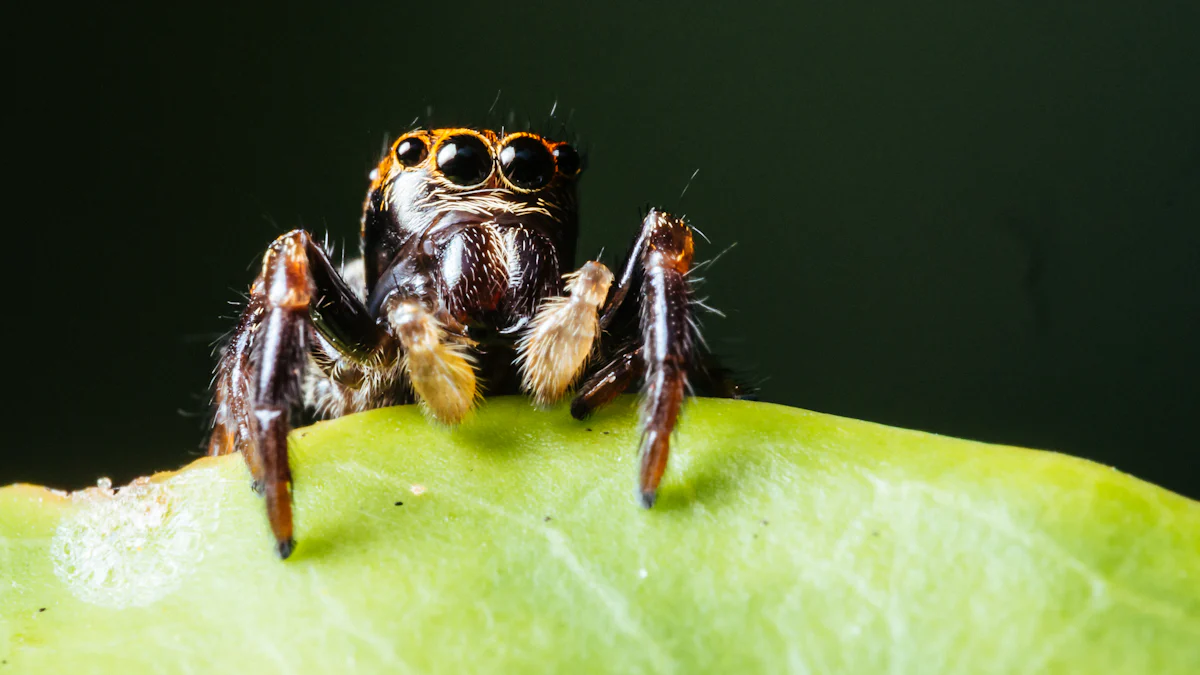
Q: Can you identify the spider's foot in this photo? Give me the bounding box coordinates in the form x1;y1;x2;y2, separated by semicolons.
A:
569;397;592;420
570;349;644;421
276;537;296;560
637;408;679;513
638;488;658;509
251;479;265;496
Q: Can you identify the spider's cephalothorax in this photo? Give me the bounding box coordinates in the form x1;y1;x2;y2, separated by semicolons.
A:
209;127;743;558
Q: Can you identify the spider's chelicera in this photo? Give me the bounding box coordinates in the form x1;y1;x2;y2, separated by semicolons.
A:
209;127;744;558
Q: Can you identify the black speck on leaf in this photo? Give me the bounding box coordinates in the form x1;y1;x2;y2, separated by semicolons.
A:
760;519;769;526
602;431;610;435
38;607;46;612
394;501;404;506
585;428;592;432
544;516;552;522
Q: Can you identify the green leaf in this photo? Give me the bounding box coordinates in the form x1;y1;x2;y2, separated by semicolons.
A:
2;397;1198;673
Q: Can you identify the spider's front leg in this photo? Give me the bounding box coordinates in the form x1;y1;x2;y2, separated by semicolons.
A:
516;260;615;405
573;209;698;508
210;229;383;558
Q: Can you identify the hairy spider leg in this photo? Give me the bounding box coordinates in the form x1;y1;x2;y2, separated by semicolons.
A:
570;347;645;419
385;297;478;423
634;211;695;508
210;229;386;559
369;221;512;422
209;292;264;483
567;209;698;508
516;261;614;405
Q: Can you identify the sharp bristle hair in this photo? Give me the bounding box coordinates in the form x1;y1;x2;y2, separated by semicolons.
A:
376;132;392;165
387;104;584;151
691;297;727;318
679;168;701;200
686;242;738;277
208;326;234;352
258;214;281;238
687;315;710;351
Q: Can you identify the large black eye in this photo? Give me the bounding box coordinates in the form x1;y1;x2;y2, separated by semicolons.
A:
553;144;581;177
499;136;555;190
435;134;492;186
394;136;427;167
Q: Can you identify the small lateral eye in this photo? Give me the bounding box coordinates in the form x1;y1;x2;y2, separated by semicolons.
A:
553;143;581;177
394;136;427;167
435;134;492;186
499;137;556;190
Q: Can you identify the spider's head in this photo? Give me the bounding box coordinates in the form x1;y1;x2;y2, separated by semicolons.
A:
370;128;583;236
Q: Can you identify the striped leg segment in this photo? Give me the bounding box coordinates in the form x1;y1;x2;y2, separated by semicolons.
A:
569;209;697;508
210;229;381;559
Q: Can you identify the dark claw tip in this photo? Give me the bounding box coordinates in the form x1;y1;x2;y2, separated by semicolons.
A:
251;480;265;496
276;537;296;560
569;399;591;421
638;488;658;509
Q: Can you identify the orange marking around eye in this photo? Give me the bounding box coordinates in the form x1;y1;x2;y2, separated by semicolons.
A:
498;131;553;150
371;128;577;193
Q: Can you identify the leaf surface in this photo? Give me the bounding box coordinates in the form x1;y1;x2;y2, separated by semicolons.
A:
2;397;1197;673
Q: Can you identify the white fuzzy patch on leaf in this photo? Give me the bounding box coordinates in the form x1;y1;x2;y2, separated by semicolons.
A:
50;469;219;609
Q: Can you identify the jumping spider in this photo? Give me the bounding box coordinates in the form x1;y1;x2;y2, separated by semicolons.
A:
209;127;743;558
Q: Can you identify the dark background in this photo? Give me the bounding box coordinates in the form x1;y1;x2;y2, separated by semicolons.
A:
4;3;1198;498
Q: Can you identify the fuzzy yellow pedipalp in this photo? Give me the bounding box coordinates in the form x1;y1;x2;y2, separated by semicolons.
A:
517;261;614;406
387;299;478;424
